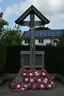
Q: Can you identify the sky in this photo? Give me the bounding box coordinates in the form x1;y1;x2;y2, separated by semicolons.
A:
0;0;64;31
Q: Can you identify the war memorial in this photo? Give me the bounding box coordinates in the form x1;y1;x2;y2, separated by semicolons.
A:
9;5;55;92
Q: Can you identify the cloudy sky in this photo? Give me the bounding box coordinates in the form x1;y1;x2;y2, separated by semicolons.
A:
0;0;64;31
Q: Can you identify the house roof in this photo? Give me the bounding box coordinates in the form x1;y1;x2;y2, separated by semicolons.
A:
15;5;50;26
22;30;64;39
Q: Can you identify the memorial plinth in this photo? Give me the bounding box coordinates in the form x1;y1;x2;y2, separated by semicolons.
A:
20;51;44;69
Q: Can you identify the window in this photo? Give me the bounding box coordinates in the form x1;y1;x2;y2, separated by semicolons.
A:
39;39;41;43
39;39;43;43
42;39;43;43
28;40;30;43
53;40;58;43
25;39;30;44
25;40;27;44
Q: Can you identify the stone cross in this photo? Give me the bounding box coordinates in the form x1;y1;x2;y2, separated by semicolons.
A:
22;15;43;69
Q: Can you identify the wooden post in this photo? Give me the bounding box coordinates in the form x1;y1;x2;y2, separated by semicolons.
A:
30;13;35;70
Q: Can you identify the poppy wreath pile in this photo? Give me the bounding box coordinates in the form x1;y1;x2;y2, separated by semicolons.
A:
11;68;55;92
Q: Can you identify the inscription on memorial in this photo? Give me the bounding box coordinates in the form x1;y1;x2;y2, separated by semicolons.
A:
20;51;45;69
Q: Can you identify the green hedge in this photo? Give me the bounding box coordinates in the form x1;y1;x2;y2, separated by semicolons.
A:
4;45;64;75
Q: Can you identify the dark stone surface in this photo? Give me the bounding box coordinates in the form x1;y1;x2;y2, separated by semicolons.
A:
0;81;64;96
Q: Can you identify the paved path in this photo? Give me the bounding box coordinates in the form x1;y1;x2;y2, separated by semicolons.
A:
0;81;64;96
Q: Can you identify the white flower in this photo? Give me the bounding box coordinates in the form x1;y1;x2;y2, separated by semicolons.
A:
40;84;44;88
35;71;38;74
42;72;45;76
45;78;48;81
21;88;24;91
38;78;41;82
35;72;39;76
48;84;51;88
25;78;28;81
24;84;27;88
51;81;53;84
30;79;34;82
23;73;26;76
43;78;48;83
17;84;21;88
29;73;33;76
33;85;36;88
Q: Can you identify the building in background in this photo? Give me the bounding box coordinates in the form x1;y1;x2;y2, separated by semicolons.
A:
22;29;64;46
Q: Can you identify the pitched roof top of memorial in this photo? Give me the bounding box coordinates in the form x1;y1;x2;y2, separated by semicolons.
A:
15;5;50;25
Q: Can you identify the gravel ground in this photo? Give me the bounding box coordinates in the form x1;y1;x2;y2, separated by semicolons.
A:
0;80;64;96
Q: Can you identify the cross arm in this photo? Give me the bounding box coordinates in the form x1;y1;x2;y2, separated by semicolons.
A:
19;21;45;27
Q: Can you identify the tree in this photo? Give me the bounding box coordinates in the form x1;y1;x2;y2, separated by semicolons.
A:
56;33;64;47
35;26;50;30
5;28;22;46
0;13;8;75
0;12;8;47
0;13;22;75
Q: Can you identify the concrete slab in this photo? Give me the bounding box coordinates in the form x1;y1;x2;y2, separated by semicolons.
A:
0;81;64;96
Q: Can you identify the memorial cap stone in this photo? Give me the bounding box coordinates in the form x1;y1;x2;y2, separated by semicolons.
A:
15;5;50;26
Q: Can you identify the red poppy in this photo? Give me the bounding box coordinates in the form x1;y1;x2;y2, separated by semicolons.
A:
28;70;34;77
27;83;31;88
42;77;48;84
34;70;41;77
15;82;21;92
24;77;29;82
41;70;47;77
20;87;27;91
36;77;42;83
19;67;25;73
20;83;28;91
38;82;45;89
29;77;36;83
22;72;28;77
31;82;38;89
11;89;17;92
49;81;55;89
46;81;54;89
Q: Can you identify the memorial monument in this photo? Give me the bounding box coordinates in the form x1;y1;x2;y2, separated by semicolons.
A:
15;5;50;69
10;5;55;91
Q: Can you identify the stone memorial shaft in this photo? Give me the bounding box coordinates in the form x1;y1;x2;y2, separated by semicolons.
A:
30;13;35;69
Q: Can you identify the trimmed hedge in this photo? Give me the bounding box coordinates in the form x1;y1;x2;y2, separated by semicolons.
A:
5;45;64;75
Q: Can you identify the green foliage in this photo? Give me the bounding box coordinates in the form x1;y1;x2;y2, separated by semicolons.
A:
0;19;8;74
0;17;22;74
35;26;50;30
0;20;8;31
56;33;64;47
46;43;54;47
5;29;22;46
